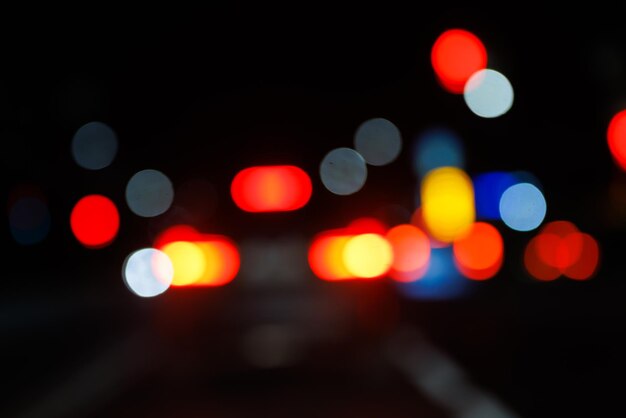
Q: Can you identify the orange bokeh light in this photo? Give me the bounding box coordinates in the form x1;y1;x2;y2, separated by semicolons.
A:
308;221;392;281
308;229;354;281
431;29;487;94
452;222;503;280
154;224;240;287
386;224;431;282
194;238;240;286
231;165;312;212
456;260;502;281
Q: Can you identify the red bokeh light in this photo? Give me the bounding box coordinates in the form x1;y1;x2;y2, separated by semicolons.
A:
386;224;431;282
231;165;312;212
607;110;626;171
452;222;503;280
70;194;120;249
524;221;600;281
431;29;487;94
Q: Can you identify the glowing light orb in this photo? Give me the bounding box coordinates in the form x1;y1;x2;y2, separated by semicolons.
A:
386;224;431;282
524;234;561;281
71;121;118;170
499;183;546;232
563;233;599;280
162;241;207;286
354;118;402;166
524;221;600;281
421;167;475;242
473;171;517;220
308;221;391;281
320;147;367;195
431;29;487;94
231;165;312;212
534;221;582;269
464;69;514;118
125;169;174;217
453;222;503;280
342;233;393;279
308;231;353;281
193;239;240;286
123;248;173;297
607;109;626;171
153;225;240;287
70;194;120;248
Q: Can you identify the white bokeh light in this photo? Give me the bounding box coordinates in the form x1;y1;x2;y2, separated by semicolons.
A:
125;169;174;217
499;183;546;232
354;117;402;166
123;248;173;297
464;69;514;118
71;121;118;170
320;147;367;195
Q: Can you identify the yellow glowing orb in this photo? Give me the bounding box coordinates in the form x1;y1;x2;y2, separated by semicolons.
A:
162;241;207;286
421;166;475;243
342;233;393;278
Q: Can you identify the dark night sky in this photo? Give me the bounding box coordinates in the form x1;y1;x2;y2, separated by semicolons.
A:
3;5;626;417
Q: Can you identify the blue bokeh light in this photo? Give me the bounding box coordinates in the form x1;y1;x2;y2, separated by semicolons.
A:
473;171;518;220
9;196;51;245
394;247;471;300
412;127;464;178
499;183;547;232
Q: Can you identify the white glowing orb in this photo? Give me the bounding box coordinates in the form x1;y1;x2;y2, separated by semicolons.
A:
125;169;174;217
71;121;118;170
499;183;546;232
320;147;367;195
354;117;402;166
123;248;173;297
464;69;514;118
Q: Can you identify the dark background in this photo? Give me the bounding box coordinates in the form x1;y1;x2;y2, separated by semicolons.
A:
3;5;626;417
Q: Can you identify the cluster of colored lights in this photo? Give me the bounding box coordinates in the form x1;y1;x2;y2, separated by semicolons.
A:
431;29;513;118
524;221;600;281
308;218;394;281
9;27;615;300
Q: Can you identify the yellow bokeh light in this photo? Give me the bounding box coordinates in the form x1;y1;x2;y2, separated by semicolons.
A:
162;241;207;286
342;233;393;279
193;240;240;286
196;242;223;284
421;166;475;243
323;235;354;280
